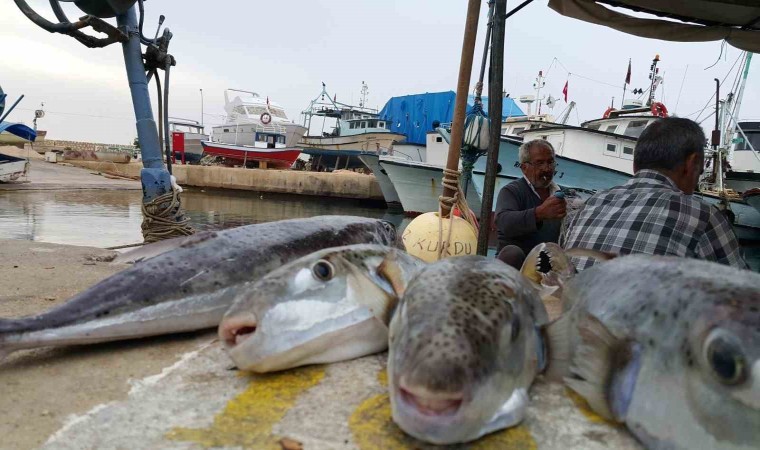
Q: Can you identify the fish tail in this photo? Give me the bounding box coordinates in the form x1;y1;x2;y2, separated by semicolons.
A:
0;319;23;362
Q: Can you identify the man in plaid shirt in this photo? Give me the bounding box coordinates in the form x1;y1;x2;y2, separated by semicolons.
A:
564;117;748;270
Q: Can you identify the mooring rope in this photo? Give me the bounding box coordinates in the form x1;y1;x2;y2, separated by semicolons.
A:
141;187;195;243
437;168;480;260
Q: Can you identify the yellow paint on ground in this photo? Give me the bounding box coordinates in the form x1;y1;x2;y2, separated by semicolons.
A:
565;388;619;426
377;368;388;387
167;366;325;449
349;393;537;450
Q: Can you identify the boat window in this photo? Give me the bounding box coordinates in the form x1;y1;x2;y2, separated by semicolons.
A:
606;144;618;153
361;121;367;128
605;125;618;133
436;137;443;143
587;124;600;130
369;120;378;128
735;132;760;151
623;120;649;138
623;146;634;155
512;127;525;134
246;106;267;116
349;122;356;129
277;136;285;144
378;121;385;128
223;129;230;132
234;106;247;115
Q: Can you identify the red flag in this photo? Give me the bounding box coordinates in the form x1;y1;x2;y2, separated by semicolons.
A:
266;96;270;108
625;59;632;85
562;80;569;102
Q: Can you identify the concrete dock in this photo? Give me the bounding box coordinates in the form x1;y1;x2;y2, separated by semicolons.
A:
0;239;642;450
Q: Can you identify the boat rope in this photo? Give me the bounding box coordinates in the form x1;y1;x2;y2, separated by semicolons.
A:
141;187;195;243
437;168;479;260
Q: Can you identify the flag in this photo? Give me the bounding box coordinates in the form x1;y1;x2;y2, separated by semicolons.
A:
562;80;569;102
266;96;270;109
625;59;632;85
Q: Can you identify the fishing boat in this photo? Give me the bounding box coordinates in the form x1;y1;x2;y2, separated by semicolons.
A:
726;120;760;193
169;118;208;164
299;83;406;171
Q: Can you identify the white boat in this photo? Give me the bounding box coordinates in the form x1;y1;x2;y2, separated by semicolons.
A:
0;151;29;182
299;83;406;170
378;129;482;215
212;89;307;149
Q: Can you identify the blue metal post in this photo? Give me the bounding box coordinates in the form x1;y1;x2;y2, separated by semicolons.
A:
115;6;172;202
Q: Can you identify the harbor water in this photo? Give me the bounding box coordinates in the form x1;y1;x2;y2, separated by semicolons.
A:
0;188;407;249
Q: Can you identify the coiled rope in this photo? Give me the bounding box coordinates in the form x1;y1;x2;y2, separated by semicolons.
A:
437;168;480;260
141;188;195;243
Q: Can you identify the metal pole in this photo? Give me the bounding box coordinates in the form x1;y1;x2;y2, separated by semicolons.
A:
477;0;506;256
200;88;204;127
116;6;172;201
440;0;482;218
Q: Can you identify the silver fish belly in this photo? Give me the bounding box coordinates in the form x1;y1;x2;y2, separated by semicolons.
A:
388;256;549;445
220;244;425;373
548;255;760;450
0;216;397;360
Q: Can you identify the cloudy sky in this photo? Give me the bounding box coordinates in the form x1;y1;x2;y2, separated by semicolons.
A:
1;0;757;145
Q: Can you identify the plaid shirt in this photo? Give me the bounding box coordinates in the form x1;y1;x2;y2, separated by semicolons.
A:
563;170;748;270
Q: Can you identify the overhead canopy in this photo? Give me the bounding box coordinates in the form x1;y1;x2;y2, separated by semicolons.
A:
0;122;37;142
548;0;760;53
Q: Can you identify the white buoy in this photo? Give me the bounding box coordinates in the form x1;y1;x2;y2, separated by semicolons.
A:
401;212;478;263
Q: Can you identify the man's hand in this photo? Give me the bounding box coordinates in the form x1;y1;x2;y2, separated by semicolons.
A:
535;196;567;220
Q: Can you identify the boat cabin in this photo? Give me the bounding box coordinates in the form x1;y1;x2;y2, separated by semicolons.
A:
501;114;557;137
338;118;391;136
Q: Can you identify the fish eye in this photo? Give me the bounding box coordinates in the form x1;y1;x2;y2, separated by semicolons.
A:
312;260;335;281
704;329;748;386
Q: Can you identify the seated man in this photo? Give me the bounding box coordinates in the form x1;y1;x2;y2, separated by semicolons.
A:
564;117;748;270
495;139;567;268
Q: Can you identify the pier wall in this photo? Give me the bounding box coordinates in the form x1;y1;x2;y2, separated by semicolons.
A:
65;161;385;201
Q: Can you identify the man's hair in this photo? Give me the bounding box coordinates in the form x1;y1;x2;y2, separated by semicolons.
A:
519;139;555;164
634;117;705;171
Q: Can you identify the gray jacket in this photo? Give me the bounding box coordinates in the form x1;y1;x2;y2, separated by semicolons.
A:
495;177;562;255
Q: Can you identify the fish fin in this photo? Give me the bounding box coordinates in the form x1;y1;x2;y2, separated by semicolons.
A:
543;313;573;381
563;313;624;422
346;261;398;325
537;284;560;302
564;248;617;262
478;388;529;436
377;250;408;297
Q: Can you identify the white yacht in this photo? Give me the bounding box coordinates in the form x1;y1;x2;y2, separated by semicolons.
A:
211;89;307;149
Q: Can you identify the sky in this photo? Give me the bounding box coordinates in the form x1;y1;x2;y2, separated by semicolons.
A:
1;0;757;145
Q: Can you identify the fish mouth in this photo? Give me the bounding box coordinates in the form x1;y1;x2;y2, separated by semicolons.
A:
397;381;464;417
218;313;258;348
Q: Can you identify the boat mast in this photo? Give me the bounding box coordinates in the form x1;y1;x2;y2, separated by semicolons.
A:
533;70;545;115
647;54;660;107
359;81;369;108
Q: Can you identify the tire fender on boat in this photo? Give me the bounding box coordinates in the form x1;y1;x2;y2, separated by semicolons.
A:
260;112;272;125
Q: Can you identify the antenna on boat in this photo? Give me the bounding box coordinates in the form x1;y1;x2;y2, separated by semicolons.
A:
532;70;546;115
647;54;661;107
359;81;369;108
